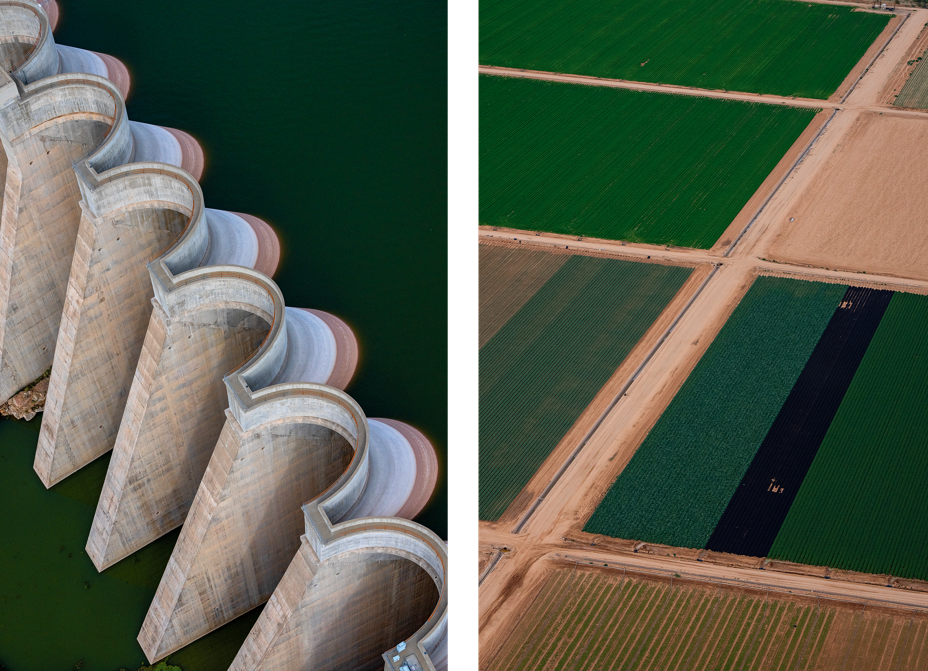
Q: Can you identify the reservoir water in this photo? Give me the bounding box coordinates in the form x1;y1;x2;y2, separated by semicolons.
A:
0;0;446;668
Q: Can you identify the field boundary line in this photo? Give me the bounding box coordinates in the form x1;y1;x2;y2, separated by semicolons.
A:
478;65;838;110
560;554;928;614
479;550;503;586
841;7;911;103
510;264;720;534
724;108;837;257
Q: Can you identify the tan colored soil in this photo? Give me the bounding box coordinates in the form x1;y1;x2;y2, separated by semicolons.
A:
767;112;928;281
478;242;568;348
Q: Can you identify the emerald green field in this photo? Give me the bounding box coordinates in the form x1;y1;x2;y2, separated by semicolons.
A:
480;0;890;99
479;253;691;521
770;292;928;580
480;76;816;248
584;277;845;548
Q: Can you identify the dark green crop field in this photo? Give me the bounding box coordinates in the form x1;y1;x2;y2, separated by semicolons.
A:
479;254;691;521
770;292;928;580
585;277;845;548
480;76;817;248
480;0;890;99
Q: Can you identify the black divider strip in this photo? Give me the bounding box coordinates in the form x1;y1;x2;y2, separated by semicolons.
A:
705;286;893;557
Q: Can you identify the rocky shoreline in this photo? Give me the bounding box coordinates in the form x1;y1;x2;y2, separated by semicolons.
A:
0;371;49;421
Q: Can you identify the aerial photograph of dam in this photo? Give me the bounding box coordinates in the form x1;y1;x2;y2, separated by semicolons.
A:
0;1;447;670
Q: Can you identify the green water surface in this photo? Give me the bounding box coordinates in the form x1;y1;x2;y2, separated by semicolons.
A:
1;0;446;667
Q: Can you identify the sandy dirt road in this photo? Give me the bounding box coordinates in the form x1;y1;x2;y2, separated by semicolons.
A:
479;4;928;662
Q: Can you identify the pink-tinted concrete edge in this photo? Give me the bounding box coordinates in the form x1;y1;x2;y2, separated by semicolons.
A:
232;212;280;277
92;51;129;100
40;0;57;31
163;126;205;182
233;211;280;278
374;418;439;521
300;308;358;391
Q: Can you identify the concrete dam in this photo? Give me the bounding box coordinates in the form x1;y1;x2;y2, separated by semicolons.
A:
0;2;447;669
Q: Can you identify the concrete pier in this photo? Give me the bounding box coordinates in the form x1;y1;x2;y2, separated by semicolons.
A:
0;71;130;403
1;3;447;665
34;164;201;487
85;272;276;570
229;502;447;671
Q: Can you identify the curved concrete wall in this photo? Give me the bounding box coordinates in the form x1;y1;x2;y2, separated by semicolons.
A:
0;73;124;402
1;2;445;667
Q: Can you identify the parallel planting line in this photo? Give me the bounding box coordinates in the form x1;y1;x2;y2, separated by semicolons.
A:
512;264;718;534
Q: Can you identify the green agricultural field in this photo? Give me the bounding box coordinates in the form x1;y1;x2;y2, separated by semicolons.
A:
480;76;817;248
479;253;691;521
584;277;845;548
488;567;837;671
770;292;928;581
480;0;890;99
895;52;928;110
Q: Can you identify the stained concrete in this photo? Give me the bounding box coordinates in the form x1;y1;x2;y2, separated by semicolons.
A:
0;74;125;403
1;3;446;666
233;542;439;671
86;298;273;569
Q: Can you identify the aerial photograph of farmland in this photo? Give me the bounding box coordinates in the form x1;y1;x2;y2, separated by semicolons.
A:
479;0;928;668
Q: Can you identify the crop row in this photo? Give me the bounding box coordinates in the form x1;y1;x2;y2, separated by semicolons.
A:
706;286;892;559
480;0;890;99
895;51;928;110
480;76;817;248
585;277;845;547
478;243;567;348
479;254;691;520
489;568;834;671
770;292;928;581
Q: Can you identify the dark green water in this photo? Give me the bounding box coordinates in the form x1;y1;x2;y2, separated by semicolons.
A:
0;0;446;668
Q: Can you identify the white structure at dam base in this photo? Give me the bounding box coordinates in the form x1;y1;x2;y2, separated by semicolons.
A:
0;2;446;669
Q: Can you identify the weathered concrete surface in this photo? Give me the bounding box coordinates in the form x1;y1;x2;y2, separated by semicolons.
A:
86;291;272;569
56;44;130;99
233;540;439;671
138;392;360;659
34;166;197;487
230;508;448;671
0;73;127;403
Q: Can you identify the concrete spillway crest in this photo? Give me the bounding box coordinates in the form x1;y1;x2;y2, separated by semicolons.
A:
0;2;446;668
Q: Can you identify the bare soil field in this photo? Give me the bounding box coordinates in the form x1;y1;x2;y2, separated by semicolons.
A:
767;112;928;280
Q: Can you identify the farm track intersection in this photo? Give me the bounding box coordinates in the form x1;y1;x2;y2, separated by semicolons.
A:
480;3;928;666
